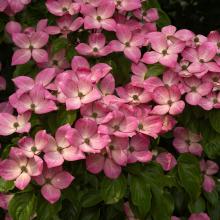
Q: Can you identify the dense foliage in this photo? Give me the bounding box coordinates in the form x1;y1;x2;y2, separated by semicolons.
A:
0;1;220;220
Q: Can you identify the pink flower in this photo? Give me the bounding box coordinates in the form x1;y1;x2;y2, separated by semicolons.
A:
0;102;13;114
188;213;210;220
142;33;185;68
0;0;31;14
11;31;49;65
124;202;139;220
86;151;122;179
99;73;115;96
161;115;177;133
46;0;80;16
5;21;22;35
110;24;143;63
83;2;116;31
116;84;152;104
208;31;220;53
0;193;13;210
43;124;85;168
131;62;148;88
128;134;152;163
55;15;84;37
0;147;43;190
183;77;213;106
80;101;113;124
76;33;112;57
18;130;48;158
134;8;159;23
182;42;220;78
200;160;219;192
67;118;111;153
59;78;101;110
114;0;141;11
0;76;6;91
0;112;31;136
173;127;203;156
9;85;57;114
151;85;185;115
199;92;220;110
98;110;138;137
156;152;177;171
34;166;74;204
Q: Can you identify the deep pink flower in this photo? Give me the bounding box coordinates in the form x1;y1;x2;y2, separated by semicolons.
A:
5;21;22;35
86;151;122;179
142;33;185;68
9;84;57;114
99;73;115;96
114;0;141;11
98;110;138;137
110;24;143;63
12;31;49;65
18;130;48;158
156;152;177;171
200;160;219;192
82;2;116;31
189;213;210;220
46;0;80;16
43;124;85;168
67;118;111;153
34;166;74;204
151;85;185;115
131;62;148;88
182;42;220;77
199;92;220;110
0;193;13;210
0;101;13;114
76;33;112;57
173;127;203;156
0;147;43;190
0;112;31;136
0;0;31;14
161;115;177;133
128;134;152;163
183;77;213;106
59;78;101;110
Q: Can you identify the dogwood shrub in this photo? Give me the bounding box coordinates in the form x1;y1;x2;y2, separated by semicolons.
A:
0;0;220;220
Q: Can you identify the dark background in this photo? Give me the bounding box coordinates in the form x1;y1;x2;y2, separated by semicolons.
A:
158;0;220;35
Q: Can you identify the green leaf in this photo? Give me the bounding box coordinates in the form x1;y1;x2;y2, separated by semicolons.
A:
209;110;220;133
204;189;219;206
188;197;206;213
177;154;202;201
51;37;68;54
100;175;127;204
36;196;62;220
157;9;171;28
0;178;14;192
203;136;220;159
130;175;151;218
9;192;37;220
13;61;38;77
79;208;100;220
147;64;165;77
81;190;103;208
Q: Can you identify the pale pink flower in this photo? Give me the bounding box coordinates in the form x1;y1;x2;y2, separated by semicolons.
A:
128;134;152;163
182;42;220;78
0;76;6;91
76;33;112;57
67;118;111;153
131;62;148;88
156;152;177;171
189;213;210;220
0;102;13;114
98;110;138;138
173;127;203;156
9;85;57;114
200;160;219;192
142;33;185;68
34;166;74;204
43;124;85;168
46;0;80;16
161;115;177;133
151;85;185;115
99;73;115;96
208;31;220;53
0;147;43;190
12;31;49;65
59;78;101;110
183;77;213;106
116;84;152;104
0;112;31;136
110;24;143;63
82;2;116;31
202;72;220;90
18;130;48;158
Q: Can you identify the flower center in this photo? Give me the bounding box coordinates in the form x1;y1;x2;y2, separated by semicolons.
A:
92;112;98;118
167;100;172;106
113;125;120;131
31;146;37;152
217;42;220;48
213;98;218;104
62;7;68;12
191;86;197;92
93;47;98;52
138;123;143;130
109;144;114;150
57;146;63;153
84;138;90;144
125;42;130;47
194;37;199;43
185;139;191;145
199;59;204;63
30;103;36;110
78;92;84;98
29;45;34;50
13;122;19;128
21;166;27;172
53;60;58;66
212;76;219;82
132;95;139;100
45;178;51;184
182;65;188;70
162;49;168;56
129;146;135;152
116;0;121;6
96;16;102;22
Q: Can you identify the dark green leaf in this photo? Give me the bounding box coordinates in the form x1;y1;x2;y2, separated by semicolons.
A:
188;197;206;213
13;61;38;77
147;64;165;77
9;192;37;220
51;38;68;54
100;175;127;204
209;110;220;133
157;9;171;28
177;154;202;201
0;178;14;192
81;190;103;208
204;189;219;206
79;208;100;220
